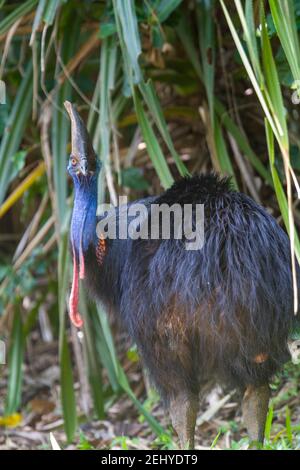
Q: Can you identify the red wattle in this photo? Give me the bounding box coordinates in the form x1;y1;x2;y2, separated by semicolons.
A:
69;248;84;328
79;251;85;280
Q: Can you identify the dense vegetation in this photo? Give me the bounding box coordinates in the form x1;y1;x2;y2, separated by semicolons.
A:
0;0;300;449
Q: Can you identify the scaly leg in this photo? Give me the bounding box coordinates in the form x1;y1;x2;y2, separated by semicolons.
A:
242;384;270;444
169;392;198;449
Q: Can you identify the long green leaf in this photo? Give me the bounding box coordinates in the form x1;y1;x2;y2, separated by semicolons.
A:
265;120;300;263
30;0;61;44
153;0;183;23
81;297;104;420
30;0;47;45
133;90;173;189
176;10;269;183
58;223;77;442
93;312;120;393
237;0;263;84
214;117;237;185
285;407;293;445
176;13;203;79
60;333;77;442
0;62;33;205
220;0;279;142
139;80;189;177
197;0;215;125
215;100;273;185
264;401;273;441
43;0;61;24
261;6;288;147
51;17;79;227
95;36;117;203
245;0;260;78
113;0;142;83
97;307;165;437
5;305;24;415
269;0;300;86
0;0;38;36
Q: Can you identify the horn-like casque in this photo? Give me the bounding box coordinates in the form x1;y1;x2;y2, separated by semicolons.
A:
64;101;97;173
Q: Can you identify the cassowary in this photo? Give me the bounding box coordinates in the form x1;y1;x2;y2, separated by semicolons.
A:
64;101;298;449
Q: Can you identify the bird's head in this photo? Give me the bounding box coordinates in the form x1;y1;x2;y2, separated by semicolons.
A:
64;101;101;329
64;101;100;184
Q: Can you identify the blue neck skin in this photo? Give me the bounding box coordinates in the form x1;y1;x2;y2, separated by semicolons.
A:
71;174;98;256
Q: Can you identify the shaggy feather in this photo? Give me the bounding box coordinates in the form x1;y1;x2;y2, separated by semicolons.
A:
73;173;298;402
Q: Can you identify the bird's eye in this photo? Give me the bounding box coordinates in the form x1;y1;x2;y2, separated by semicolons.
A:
71;157;77;166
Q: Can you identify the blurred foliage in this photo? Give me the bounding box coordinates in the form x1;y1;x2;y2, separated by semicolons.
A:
0;0;300;447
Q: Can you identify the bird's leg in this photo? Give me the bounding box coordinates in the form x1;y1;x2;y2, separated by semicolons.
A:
169;392;198;449
242;384;270;445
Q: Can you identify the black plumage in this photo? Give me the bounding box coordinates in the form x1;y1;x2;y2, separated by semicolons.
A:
65;102;299;448
87;174;295;396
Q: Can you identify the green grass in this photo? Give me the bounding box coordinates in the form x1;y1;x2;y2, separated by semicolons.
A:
0;0;300;447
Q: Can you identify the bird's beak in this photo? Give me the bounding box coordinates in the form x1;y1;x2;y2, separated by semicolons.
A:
64;101;97;174
79;158;88;176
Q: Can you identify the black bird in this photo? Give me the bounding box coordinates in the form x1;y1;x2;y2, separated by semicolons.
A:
65;101;298;448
